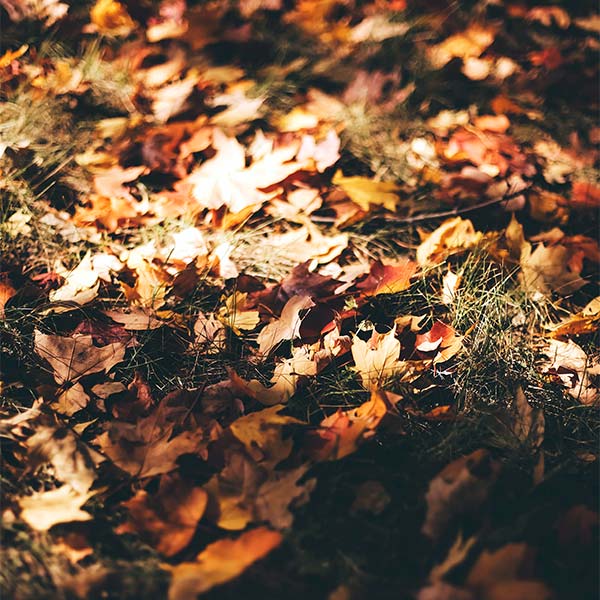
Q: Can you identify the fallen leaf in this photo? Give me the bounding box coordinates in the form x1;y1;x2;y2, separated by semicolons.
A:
543;339;599;404
415;321;463;364
422;449;500;540
428;24;496;68
116;474;208;556
90;0;136;36
546;296;600;338
229;404;303;467
26;423;103;493
521;243;587;296
19;486;95;531
354;259;417;296
351;325;404;389
165;527;282;599
0;273;16;318
257;295;315;356
332;170;400;212
416;218;483;266
306;388;392;460
255;464;316;529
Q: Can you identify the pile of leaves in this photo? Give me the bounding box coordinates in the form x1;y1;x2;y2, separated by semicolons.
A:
1;1;598;598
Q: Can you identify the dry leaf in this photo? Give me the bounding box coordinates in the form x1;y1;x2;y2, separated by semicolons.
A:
306;389;391;460
543;339;599;404
257;295;315;356
166;527;282;600
19;486;95;531
351;325;404;389
521;243;587;296
229;404;303;467
422;449;500;540
90;0;135;36
332;170;400;212
417;218;483;266
116;474;208;556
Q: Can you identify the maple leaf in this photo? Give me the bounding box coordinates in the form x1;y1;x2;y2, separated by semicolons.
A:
543;339;600;405
18;485;95;531
306;389;392;460
25;423;103;493
254;464;316;529
34;330;126;385
416;217;483;266
351;325;405;389
116;474;208;557
257;295;315;356
332;170;401;212
422;449;500;540
415;321;463;364
229;352;301;406
121;260;171;310
89;0;136;36
94;390;216;477
94;421;208;479
48;252;101;308
229;404;303;467
428;24;496;69
218;292;260;335
186;129;301;214
165;527;282;600
520;242;586;296
354;259;417;296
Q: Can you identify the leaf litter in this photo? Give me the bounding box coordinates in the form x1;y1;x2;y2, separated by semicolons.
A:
0;1;598;598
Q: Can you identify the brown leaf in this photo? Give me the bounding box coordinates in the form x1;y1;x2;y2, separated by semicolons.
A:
254;464;315;530
229;404;303;467
422;449;500;540
416;218;483;266
116;474;208;556
165;527;282;599
34;330;126;385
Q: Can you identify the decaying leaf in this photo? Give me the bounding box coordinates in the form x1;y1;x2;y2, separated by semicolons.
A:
257;295;315;356
543;339;599;404
229;404;303;467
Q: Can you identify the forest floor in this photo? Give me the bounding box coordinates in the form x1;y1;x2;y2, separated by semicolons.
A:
1;1;599;599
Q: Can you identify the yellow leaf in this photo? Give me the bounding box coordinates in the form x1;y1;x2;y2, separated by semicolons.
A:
90;0;135;36
166;527;282;599
332;170;400;212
